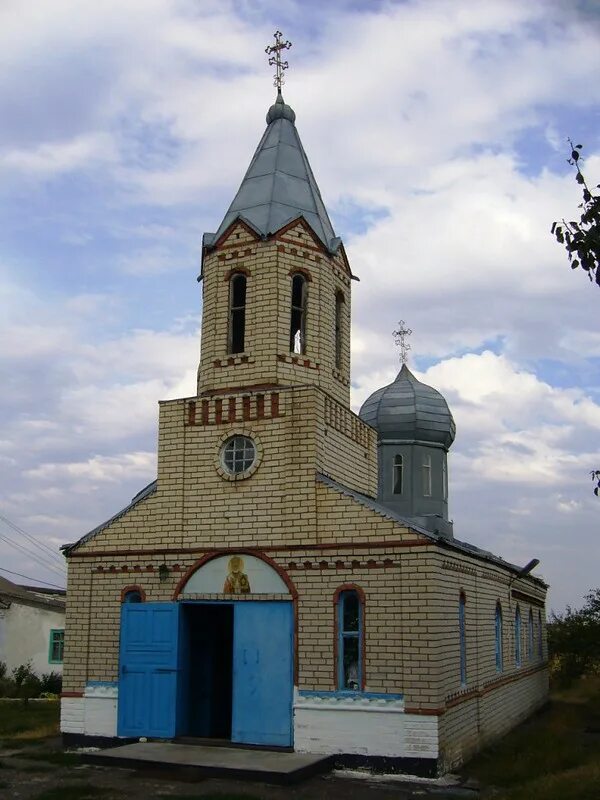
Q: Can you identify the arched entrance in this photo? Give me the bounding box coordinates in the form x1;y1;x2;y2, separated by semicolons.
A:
118;552;295;747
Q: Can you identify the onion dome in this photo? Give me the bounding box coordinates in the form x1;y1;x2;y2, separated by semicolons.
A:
266;91;296;124
359;364;456;449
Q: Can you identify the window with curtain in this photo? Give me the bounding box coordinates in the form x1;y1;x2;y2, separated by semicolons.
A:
528;608;534;661
49;629;64;664
337;589;363;691
515;605;522;667
495;602;503;672
459;593;467;686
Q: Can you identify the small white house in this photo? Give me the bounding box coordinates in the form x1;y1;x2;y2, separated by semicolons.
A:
0;576;66;676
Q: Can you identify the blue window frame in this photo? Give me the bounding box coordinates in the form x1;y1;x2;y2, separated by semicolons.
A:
459;593;467;686
528;609;534;661
337;589;363;691
495;602;503;672
515;605;522;667
49;629;64;664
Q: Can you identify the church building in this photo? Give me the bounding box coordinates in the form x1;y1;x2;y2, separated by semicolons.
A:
60;34;549;776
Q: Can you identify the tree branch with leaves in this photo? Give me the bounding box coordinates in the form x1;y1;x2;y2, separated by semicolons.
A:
552;140;600;287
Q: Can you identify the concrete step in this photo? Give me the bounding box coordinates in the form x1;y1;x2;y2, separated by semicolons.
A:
84;741;332;785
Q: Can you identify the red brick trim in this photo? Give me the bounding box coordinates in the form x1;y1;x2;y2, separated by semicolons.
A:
120;585;146;602
210;219;260;250
404;707;443;716
273;217;328;252
187;401;196;425
171;548;299;601
224;266;252;281
333;584;366;692
61;691;84;698
288;266;313;282
200;383;279;397
68;538;434;559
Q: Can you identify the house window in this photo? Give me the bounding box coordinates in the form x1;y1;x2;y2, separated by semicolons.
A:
528;608;534;661
335;291;344;369
336;589;363;691
538;610;543;659
459;593;467;686
49;629;64;664
290;274;307;354
393;454;403;494
423;454;432;496
228;273;247;354
515;605;522;667
123;589;143;603
495;602;503;672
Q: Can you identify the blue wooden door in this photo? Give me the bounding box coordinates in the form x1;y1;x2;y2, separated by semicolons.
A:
231;602;293;746
117;602;180;738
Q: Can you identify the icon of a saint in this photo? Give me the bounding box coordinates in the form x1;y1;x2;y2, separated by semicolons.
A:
223;555;251;594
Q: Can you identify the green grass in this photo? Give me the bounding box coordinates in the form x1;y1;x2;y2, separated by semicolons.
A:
465;676;600;799
32;786;111;800
0;699;60;742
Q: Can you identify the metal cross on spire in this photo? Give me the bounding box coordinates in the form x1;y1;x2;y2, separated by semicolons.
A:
265;30;292;91
393;320;413;365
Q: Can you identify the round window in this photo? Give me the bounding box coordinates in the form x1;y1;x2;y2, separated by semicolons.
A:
221;435;256;475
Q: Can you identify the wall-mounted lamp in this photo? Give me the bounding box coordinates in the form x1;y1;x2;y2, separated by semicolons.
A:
158;563;170;583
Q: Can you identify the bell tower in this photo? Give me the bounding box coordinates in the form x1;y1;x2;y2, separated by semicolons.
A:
197;33;353;407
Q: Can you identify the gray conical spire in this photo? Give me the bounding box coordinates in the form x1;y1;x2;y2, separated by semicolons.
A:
204;94;339;253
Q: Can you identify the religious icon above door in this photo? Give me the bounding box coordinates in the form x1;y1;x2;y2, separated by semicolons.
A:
223;556;251;594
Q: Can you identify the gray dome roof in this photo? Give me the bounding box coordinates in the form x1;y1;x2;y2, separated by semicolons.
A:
359;364;456;449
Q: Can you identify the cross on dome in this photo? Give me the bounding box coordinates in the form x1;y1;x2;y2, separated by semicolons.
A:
393;320;413;365
265;30;292;91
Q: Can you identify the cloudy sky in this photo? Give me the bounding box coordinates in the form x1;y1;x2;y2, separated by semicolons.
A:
1;0;599;612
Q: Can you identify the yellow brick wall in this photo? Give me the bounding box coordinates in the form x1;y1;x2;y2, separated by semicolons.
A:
197;223;352;406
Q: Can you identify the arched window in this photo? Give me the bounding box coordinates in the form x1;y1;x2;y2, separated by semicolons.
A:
290;274;307;354
423;454;432;496
335;291;344;369
228;273;247;354
528;608;534;661
393;454;403;495
336;588;364;691
495;602;503;672
538;610;543;659
515;605;522;667
442;458;448;501
459;593;467;686
122;589;143;603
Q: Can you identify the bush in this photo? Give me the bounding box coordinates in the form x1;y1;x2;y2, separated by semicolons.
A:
548;588;600;687
40;672;62;695
0;663;61;700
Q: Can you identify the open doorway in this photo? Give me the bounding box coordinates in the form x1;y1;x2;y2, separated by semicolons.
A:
183;604;233;739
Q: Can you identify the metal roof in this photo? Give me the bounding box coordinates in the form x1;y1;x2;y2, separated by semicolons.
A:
0;575;65;611
359;363;456;449
204;93;339;254
316;473;546;584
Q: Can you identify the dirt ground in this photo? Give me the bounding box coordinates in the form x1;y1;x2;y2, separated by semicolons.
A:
0;739;479;800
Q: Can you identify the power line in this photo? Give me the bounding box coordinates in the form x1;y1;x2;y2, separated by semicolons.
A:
0;512;66;567
0;566;66;591
0;533;67;578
